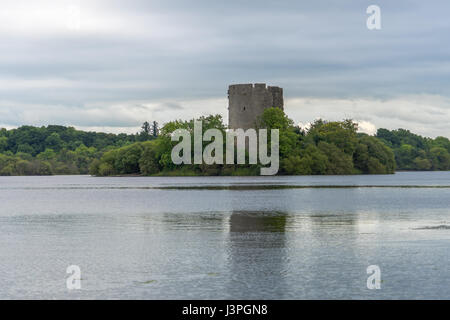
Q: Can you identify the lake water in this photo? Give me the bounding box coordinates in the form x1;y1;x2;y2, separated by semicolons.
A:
0;172;449;299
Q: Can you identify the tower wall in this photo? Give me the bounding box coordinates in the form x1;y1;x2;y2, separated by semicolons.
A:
228;83;284;130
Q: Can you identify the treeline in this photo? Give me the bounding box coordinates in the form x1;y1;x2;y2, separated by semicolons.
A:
89;115;260;176
376;128;450;170
89;108;397;176
1;109;449;176
0;122;158;175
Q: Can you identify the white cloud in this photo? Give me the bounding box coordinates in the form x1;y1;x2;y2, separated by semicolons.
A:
357;121;377;135
1;95;449;139
0;98;228;133
285;95;450;138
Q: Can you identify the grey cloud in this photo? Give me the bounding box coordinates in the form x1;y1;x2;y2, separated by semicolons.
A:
0;0;449;136
152;102;184;112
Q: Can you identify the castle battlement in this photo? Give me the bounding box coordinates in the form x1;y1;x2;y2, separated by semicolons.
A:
228;83;284;130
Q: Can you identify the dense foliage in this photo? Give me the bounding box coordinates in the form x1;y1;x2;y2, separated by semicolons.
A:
1;110;448;176
376;128;450;170
0;125;153;175
89;115;258;176
89;109;397;176
258;110;396;175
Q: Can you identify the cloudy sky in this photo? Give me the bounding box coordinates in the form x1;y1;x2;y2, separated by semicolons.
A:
0;0;449;137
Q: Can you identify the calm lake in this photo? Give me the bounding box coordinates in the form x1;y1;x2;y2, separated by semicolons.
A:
0;172;449;299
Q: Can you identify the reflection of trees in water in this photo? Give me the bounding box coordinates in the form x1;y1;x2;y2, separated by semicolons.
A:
229;211;287;234
226;211;289;298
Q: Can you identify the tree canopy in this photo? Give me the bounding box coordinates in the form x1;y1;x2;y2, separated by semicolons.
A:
376;128;450;170
0;123;156;175
1;111;448;176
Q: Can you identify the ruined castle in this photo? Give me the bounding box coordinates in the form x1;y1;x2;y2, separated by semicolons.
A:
228;83;284;130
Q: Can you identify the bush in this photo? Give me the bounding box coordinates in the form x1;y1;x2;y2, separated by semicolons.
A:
15;160;34;175
98;163;115;176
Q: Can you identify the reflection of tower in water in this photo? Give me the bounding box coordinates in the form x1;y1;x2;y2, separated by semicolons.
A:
229;211;287;233
226;211;289;299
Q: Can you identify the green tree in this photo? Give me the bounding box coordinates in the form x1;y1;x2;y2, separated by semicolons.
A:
37;148;57;160
151;121;159;138
307;119;358;155
45;133;64;151
0;164;15;175
282;155;312;175
354;135;395;174
17;143;35;155
37;161;53;175
376;128;447;171
0;136;7;152
259;108;299;159
114;144;144;174
318;141;354;174
15;160;34;175
16;152;33;161
138;121;153;141
139;141;162;175
430;147;450;170
98;163;115;176
413;157;432;170
89;159;101;176
395;144;417;169
432;136;450;153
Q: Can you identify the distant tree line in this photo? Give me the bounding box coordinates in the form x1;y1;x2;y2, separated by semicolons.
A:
1;110;449;176
0;122;158;175
376;128;450;170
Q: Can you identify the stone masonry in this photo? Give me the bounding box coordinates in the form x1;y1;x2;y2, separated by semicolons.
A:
228;83;284;130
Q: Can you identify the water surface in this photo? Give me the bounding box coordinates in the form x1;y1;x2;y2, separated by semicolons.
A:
0;172;449;299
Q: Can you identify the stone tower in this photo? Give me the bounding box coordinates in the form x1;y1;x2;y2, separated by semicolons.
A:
228;83;284;130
